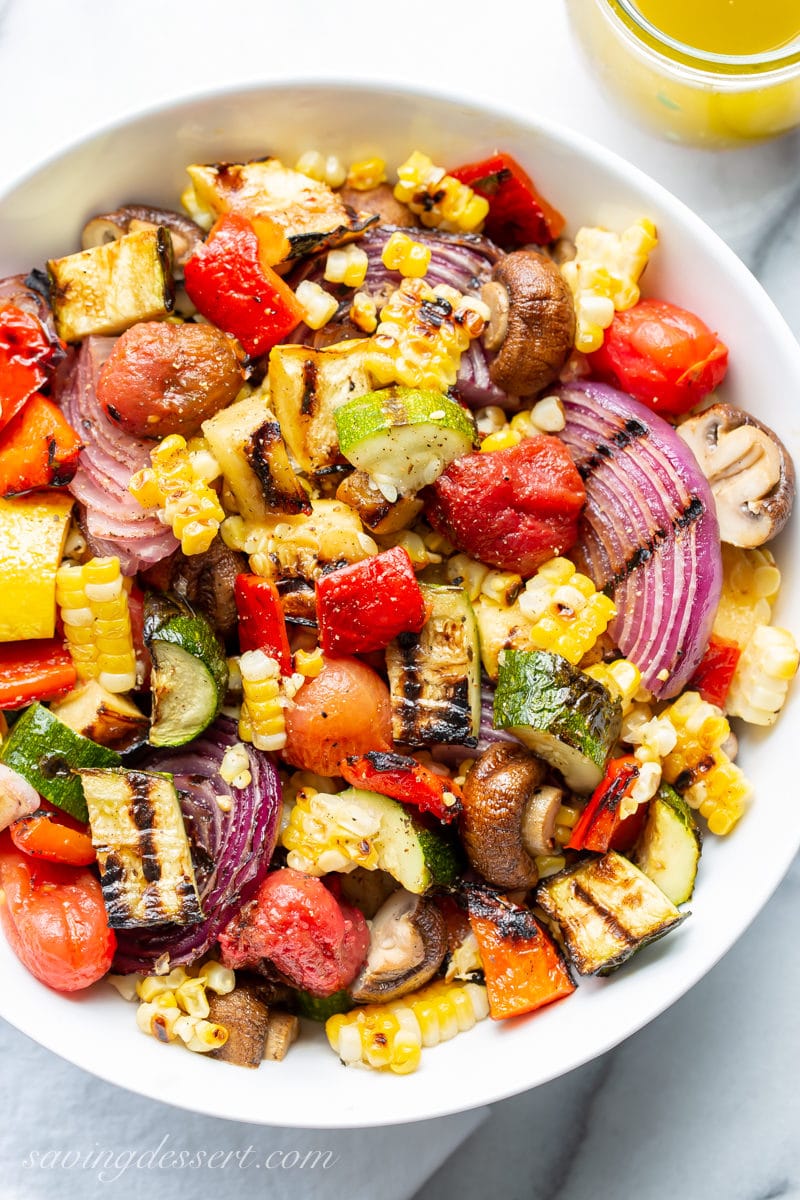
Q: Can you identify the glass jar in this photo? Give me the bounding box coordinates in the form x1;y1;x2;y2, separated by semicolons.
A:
566;0;800;147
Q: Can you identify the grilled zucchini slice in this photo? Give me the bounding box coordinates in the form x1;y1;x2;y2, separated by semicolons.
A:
536;851;686;975
335;387;479;497
80;767;202;928
47;227;174;342
0;703;121;822
144;596;228;747
49;679;149;753
268;340;375;475
494;649;621;793
202;392;311;520
183;158;376;261
386;583;481;747
634;784;702;905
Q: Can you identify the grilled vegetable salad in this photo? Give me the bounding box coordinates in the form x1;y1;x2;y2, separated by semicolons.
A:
0;144;796;1075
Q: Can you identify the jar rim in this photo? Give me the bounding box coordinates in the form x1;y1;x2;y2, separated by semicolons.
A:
615;0;800;69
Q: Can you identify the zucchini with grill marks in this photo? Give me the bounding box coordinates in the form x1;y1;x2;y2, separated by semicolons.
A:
80;767;202;928
494;649;621;793
536;851;686;976
144;595;228;748
202;393;311;520
47;227;174;342
386;583;480;747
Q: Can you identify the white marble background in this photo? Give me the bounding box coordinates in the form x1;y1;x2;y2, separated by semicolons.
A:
0;1;798;1198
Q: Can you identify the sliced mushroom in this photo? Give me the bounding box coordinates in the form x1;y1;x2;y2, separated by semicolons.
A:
481;250;576;398
168;537;248;640
349;889;447;1003
678;402;795;547
207;986;271;1069
461;742;563;889
338;185;417;228
81;205;205;268
264;1011;300;1062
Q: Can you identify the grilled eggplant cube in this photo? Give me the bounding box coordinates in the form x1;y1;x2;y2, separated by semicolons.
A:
536;851;686;976
183;157;376;261
47;227;174;342
81;767;202;929
386;584;481;747
202;393;311;521
268;341;376;475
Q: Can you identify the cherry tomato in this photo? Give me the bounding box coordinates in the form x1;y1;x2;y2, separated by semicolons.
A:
0;834;115;991
587;299;728;417
10;811;95;867
283;657;393;775
218;868;369;996
425;436;586;577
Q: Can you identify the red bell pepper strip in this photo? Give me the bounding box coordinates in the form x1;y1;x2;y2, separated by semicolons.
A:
465;884;575;1020
10;810;95;867
339;750;463;822
689;636;741;709
567;755;641;854
316;546;429;657
0;393;82;497
183;212;305;357
235;573;293;675
449;152;565;247
0;638;77;710
0;305;60;434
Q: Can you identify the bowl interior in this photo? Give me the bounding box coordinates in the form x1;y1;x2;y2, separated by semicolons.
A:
0;82;797;1128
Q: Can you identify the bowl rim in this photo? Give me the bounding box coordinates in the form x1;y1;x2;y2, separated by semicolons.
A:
0;77;798;1128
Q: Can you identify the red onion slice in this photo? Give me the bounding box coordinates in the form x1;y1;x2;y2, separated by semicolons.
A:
558;380;723;699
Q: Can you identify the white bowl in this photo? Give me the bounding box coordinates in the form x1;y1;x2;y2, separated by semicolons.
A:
0;82;797;1128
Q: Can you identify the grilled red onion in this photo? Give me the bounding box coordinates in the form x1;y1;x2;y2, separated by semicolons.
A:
113;717;282;972
56;337;178;573
558;380;723;699
288;225;512;409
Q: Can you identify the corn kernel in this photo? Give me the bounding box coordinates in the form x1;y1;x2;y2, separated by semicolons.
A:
295;280;339;330
346;156;387;191
393;151;489;234
324;243;369;288
381;231;432;278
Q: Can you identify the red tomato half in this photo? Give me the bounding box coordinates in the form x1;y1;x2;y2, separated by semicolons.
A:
587;298;728;417
0;835;115;991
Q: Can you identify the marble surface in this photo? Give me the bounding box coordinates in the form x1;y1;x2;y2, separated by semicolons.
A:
0;1;798;1197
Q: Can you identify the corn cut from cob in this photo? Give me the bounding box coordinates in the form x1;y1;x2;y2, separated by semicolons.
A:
130;433;224;555
56;556;137;693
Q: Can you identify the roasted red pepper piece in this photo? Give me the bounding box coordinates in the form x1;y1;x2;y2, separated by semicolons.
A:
426;436;586;577
689;636;741;708
0;638;77;710
315;546;429;656
183;212;304;357
0;393;82;497
449;152;565;247
235;573;293;675
0;305;61;434
567;755;641;853
587;299;729;417
218;868;369;997
339;750;463;822
465;883;575;1020
10;810;95;867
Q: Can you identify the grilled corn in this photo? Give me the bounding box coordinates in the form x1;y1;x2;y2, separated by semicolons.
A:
56;556;137;693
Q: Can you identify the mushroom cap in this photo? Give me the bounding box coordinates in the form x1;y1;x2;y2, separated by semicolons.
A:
484;249;576;398
337;184;418;229
81;204;205;267
460;741;547;889
678;402;795;547
349;889;447;1004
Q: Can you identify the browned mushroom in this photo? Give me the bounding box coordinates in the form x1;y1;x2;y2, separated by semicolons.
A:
207;986;271;1069
481;250;575;398
349;889;447;1003
81;205;205;268
677;402;795;547
338;185;417;228
461;742;564;889
168;537;248;640
336;469;424;534
264;1011;300;1061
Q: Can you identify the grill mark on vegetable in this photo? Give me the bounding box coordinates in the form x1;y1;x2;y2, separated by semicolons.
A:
362;750;417;773
576;418;649;479
464;883;542;941
571;882;636;946
301;360;318;416
246;421;311;515
601;495;704;591
129;771;161;885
